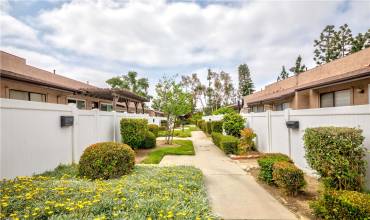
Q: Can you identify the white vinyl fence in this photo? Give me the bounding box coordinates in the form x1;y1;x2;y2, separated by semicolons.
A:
0;98;165;179
204;105;370;189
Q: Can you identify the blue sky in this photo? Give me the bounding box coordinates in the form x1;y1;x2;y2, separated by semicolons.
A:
1;0;369;95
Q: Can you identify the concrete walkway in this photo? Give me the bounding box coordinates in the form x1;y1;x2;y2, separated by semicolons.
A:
160;131;297;220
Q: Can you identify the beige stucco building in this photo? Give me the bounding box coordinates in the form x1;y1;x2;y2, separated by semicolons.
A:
0;51;148;113
244;48;370;112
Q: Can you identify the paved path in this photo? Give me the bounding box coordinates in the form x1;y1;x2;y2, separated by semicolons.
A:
160;131;297;220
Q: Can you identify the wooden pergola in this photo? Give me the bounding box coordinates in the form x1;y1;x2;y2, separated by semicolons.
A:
81;88;149;113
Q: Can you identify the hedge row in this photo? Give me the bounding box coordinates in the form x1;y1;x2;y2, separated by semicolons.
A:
310;190;370;219
211;132;239;154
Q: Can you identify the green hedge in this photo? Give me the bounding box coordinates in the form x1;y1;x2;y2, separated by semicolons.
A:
148;124;159;137
310;190;370;219
120;118;148;149
221;135;239;154
211;132;238;154
206;121;212;134
142;131;156;149
211;132;223;147
303;127;366;191
79;142;135;179
272;161;306;196
211;121;223;133
257;153;292;184
222;112;245;137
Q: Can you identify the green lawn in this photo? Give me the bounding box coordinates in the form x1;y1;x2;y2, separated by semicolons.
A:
141;140;195;164
0;165;215;219
158;126;199;138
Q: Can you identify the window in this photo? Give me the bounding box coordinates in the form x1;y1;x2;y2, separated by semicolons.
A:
9;90;46;102
67;98;86;109
320;89;351;108
257;105;264;112
275;102;289;111
100;103;113;112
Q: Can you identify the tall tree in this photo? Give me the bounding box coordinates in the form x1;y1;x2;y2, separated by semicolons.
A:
313;25;339;65
238;64;254;98
152;77;192;144
220;71;236;106
106;71;150;98
277;66;289;81
289;55;307;75
336;24;353;58
351;29;370;53
181;73;205;112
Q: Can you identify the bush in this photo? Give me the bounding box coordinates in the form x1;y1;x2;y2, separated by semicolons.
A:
148;124;159;137
303;127;366;191
211;132;238;154
220;135;239;154
257;153;292;184
142;131;156;149
211;121;223;133
238;128;256;154
120;118;148;149
159;125;167;131
211;132;223;147
212;106;235;115
79;142;135;179
206;121;212;134
310;190;370;219
272;161;306;196
222;112;245;137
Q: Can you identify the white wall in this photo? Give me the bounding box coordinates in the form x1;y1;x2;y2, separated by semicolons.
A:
243;105;370;189
0;98;166;178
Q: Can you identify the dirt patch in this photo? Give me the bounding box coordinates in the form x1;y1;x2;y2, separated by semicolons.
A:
246;167;321;220
134;140;180;163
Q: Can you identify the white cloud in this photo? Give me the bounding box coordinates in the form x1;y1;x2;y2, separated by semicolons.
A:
1;0;369;92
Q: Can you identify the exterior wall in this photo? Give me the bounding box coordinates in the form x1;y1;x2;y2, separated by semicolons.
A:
247;78;370;111
0;98;165;178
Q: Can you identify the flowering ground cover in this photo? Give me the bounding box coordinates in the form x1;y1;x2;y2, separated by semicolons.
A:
0;165;215;219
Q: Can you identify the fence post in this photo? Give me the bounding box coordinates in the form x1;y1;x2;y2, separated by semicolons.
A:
266;110;272;152
94;109;99;143
113;111;117;142
284;108;292;157
71;104;78;164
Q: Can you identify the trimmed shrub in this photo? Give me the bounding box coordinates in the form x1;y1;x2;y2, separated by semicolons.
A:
211;132;223;147
220;135;239;154
238;128;256;154
142;131;156;149
120;118;148;149
79;142;135;180
148;124;159;137
310;190;370;219
272;161;306;196
211;132;238;154
258;153;292;184
222;112;245;137
206;121;212;134
159;125;167;131
211;121;223;133
303;127;366;191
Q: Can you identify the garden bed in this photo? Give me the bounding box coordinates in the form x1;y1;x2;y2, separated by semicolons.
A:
0;165;214;219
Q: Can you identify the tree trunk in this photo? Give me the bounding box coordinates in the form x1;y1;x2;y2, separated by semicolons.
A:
170;117;177;145
165;114;171;144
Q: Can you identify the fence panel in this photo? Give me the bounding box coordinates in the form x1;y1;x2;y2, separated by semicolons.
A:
0;99;166;178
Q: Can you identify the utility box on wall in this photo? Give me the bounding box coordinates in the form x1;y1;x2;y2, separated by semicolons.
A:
61;116;74;127
286;121;299;129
